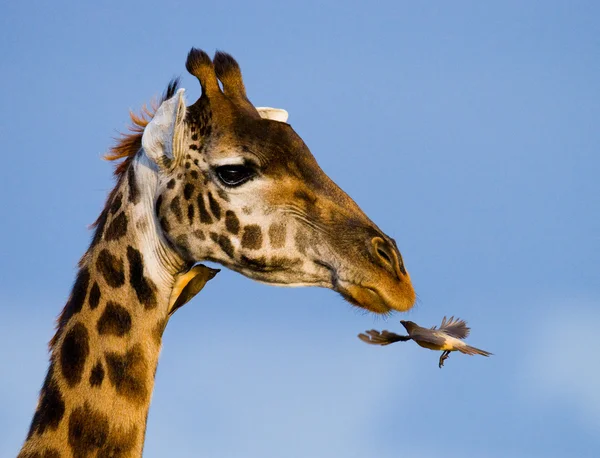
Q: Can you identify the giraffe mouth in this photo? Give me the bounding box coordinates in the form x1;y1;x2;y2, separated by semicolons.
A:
335;280;393;314
313;259;408;314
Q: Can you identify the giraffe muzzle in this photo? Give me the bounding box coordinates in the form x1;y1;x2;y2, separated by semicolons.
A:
327;232;416;314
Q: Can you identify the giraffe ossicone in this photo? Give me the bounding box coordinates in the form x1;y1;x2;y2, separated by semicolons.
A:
19;48;416;458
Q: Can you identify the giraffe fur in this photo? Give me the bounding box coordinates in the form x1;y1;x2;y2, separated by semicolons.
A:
19;48;416;457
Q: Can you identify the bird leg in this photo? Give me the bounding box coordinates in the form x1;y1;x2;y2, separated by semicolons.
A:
438;350;451;368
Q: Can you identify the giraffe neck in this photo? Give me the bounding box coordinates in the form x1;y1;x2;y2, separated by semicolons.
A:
19;155;187;458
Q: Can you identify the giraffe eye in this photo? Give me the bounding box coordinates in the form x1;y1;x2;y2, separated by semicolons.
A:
214;164;256;187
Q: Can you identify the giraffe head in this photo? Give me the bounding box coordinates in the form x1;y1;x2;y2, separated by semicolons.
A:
140;49;415;314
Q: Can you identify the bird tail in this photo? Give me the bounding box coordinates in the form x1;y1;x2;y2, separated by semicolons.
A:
457;344;492;357
357;330;411;346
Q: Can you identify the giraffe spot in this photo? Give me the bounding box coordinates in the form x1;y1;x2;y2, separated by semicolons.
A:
160;216;170;233
96;250;125;288
174;236;193;259
68;268;90;314
193;229;205;240
89;361;104;387
105;344;149;405
167;178;176;189
126;246;157;309
217;188;230;202
27;365;65;438
187;204;195;224
68;403;109;456
153;319;167;346
52;268;90;346
295;230;309;255
104;212;128;242
225;210;240;234
197;194;213;224
161;155;173;169
97;301;132;337
175;234;189;249
60;323;90;387
199;121;212;138
270;256;302;270
90;208;109;248
97;424;139;458
241;225;263;250
268;223;286;249
127;166;140;205
184;183;195;200
110;193;123;215
170;196;183;223
88;282;101;310
208;192;221;220
240;255;268;271
216;235;234;258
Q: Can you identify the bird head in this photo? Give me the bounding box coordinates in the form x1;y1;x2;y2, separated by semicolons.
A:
400;320;418;333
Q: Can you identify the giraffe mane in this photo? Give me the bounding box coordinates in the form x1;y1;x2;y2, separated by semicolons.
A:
104;78;181;178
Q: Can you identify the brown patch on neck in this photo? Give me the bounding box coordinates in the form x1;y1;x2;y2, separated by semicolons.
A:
49;267;90;349
104;344;150;406
67;402;110;455
26;364;65;439
153;319;168;346
66;402;140;457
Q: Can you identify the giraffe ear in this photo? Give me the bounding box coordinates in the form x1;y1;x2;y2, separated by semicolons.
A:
142;88;187;169
256;107;289;123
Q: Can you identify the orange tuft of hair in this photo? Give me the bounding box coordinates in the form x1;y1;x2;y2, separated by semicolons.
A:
104;79;180;178
104;102;158;177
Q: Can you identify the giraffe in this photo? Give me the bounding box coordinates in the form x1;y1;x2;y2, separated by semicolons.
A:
18;48;416;457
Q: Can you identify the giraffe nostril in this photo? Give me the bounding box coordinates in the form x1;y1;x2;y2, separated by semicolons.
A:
371;237;406;278
377;246;393;265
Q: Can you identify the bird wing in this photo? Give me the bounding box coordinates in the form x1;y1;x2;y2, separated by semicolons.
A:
408;327;448;347
438;316;470;339
358;330;410;346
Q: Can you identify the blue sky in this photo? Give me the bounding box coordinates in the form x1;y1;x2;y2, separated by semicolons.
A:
1;1;599;457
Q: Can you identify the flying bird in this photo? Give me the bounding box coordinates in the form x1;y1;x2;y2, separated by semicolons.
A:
358;316;492;368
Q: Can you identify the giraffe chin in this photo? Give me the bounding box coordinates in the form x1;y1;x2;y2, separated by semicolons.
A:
336;281;415;314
